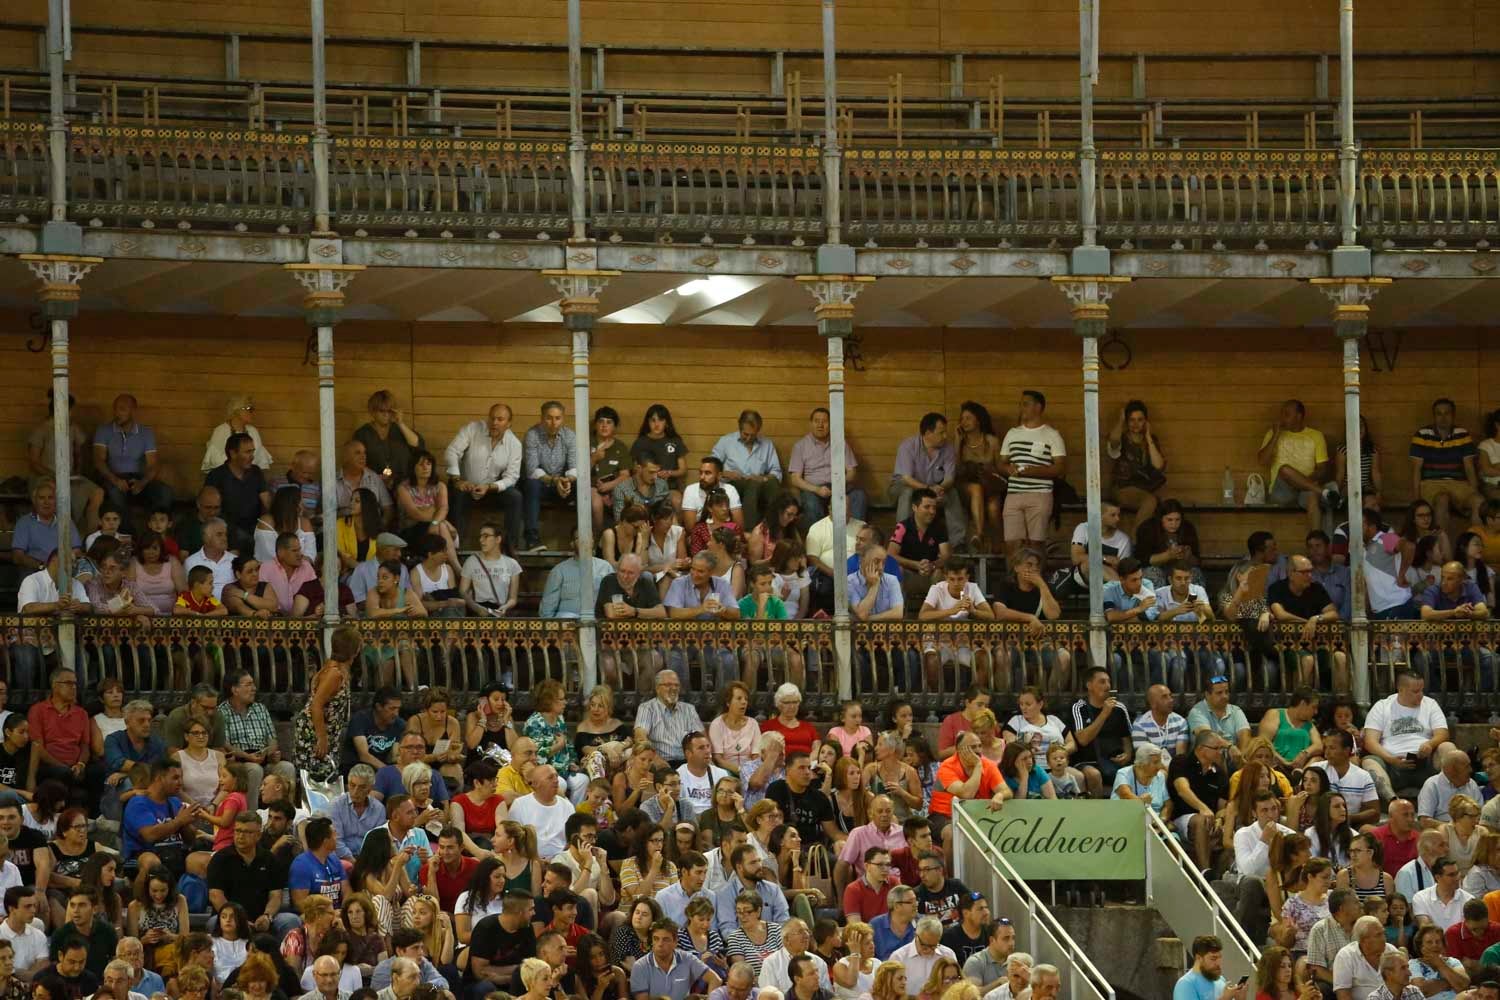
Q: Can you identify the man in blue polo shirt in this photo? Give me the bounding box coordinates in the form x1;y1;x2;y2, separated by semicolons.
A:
91;394;173;520
629;919;719;1000
288;817;348;909
11;479;81;573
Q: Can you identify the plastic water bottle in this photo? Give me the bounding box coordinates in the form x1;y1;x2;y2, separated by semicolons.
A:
1222;467;1235;506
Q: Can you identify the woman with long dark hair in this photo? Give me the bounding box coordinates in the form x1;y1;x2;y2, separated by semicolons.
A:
1337;414;1382;509
454;857;507;945
1455;530;1495;605
1134;498;1205;588
1307;792;1353;868
954;401;1003;552
632;404;689;499
337;487;384;573
397;449;460;574
1108;400;1168;535
748;493;803;564
255;486;317;566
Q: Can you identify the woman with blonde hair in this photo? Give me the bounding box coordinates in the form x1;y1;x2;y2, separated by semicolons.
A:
970;709;1005;763
937;984;980;1000
831;922;878;1000
1440;793;1485;876
612;740;660;815
860;960;907;1000
201;394;272;473
494;819;542;895
745;798;783;868
402;894;454;968
518;957;556;1000
916;958;962;1000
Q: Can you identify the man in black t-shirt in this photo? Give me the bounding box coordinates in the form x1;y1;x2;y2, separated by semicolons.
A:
767;753;838;848
990;549;1068;691
1167;731;1230;873
596;553;665;678
38;940;99;1000
1266;554;1343;689
342;687;407;773
1066;668;1133;797
468;892;537;999
914;851;972;926
0;715;32;796
204;433;270;554
0;803;46;887
889;489;949;606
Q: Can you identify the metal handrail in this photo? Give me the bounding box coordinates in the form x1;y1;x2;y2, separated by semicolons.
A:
1144;807;1260;988
952;803;1115;1000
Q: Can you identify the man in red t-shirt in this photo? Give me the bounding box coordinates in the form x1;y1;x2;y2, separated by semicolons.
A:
890;818;933;887
937;686;990;760
1446;898;1500;974
422;828;477;912
1372;797;1420;878
929;732;1010;854
27;667;91;785
842;847;893;922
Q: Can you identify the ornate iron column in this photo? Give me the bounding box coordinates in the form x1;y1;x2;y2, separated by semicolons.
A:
1310;276;1390;706
285;263;363;636
820;1;843;246
309;0;332;234
797;274;875;700
544;268;618;695
19;253;101;669
1053;275;1131;669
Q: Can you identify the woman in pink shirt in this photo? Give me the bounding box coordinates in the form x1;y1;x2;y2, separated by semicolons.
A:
827;701;873;758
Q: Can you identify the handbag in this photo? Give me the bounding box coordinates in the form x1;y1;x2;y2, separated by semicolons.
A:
802;843;836;904
1243;473;1267;506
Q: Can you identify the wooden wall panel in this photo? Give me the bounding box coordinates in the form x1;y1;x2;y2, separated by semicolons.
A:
5;314;1497;540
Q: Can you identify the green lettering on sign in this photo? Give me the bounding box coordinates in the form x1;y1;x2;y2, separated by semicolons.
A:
960;799;1147;880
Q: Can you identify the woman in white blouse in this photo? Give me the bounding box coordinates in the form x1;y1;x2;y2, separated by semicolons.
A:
201;394;272;473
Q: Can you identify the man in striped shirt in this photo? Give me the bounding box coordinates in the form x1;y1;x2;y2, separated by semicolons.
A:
1131;684;1188;757
1411;397;1481;534
633;670;703;767
998;391;1067;564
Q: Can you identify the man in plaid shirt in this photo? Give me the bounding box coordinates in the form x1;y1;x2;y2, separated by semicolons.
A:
217;669;296;811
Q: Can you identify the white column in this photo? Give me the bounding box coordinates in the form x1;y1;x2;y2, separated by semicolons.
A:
21;253;100;670
546;270;618;693
1312;277;1390;705
286;264;364;635
1053;276;1130;667
798;275;875;699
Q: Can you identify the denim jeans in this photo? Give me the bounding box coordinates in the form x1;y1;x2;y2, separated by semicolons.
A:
521;477;574;547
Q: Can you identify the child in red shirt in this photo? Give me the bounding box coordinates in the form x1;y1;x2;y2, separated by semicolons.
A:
174;565;227;616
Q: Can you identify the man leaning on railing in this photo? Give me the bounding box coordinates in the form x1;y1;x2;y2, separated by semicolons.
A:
1417;561;1494;691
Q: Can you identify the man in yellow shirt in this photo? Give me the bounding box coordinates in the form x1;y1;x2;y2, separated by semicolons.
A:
497;736;538;805
1258;399;1329;530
